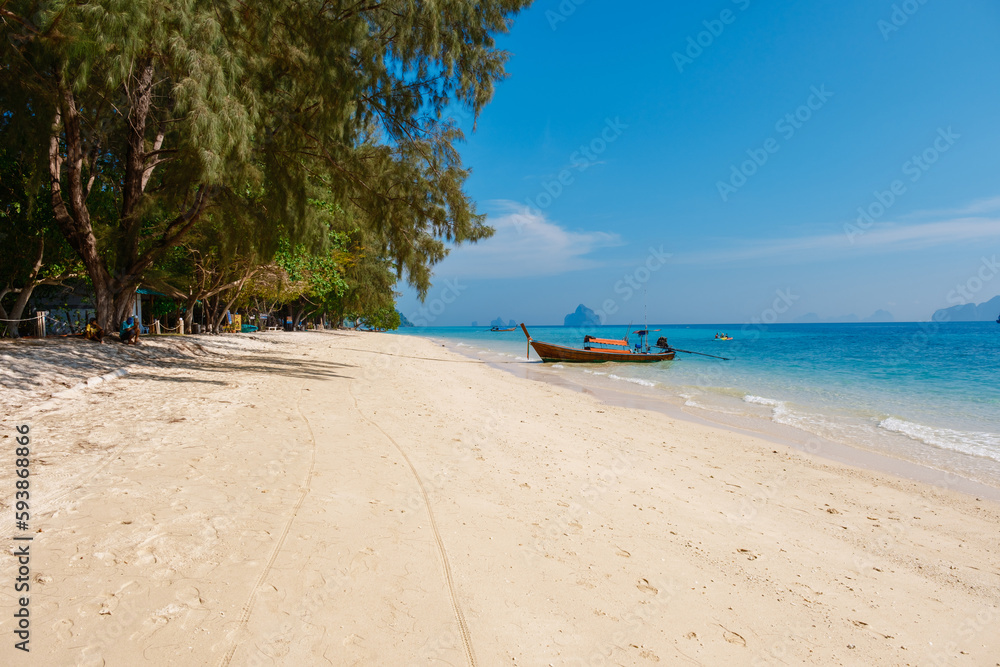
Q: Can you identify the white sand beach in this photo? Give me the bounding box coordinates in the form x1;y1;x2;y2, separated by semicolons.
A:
1;330;998;666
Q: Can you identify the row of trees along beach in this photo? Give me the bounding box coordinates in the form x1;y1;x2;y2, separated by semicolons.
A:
1;0;532;335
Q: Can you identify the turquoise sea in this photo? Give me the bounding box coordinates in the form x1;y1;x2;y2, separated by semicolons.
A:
392;322;1000;487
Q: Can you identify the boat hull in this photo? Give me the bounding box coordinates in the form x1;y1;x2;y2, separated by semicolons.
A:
529;340;675;363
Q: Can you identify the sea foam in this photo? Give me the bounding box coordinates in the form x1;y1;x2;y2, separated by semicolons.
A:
879;417;1000;462
743;395;802;426
608;374;657;387
743;395;782;407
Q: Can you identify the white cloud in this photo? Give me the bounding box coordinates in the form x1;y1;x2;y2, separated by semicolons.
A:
432;201;622;278
901;195;1000;219
674;216;1000;265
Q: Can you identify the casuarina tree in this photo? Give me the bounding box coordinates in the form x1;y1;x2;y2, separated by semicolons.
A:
0;0;531;329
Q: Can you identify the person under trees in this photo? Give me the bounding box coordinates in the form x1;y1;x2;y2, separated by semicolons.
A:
119;316;140;345
0;0;532;332
83;318;105;343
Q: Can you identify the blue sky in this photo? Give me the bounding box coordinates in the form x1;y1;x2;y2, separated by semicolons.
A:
398;0;1000;326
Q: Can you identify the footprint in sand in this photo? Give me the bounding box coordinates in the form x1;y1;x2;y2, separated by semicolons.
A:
53;618;74;641
722;628;747;646
97;595;119;616
175;586;205;608
636;578;658;595
77;647;108;667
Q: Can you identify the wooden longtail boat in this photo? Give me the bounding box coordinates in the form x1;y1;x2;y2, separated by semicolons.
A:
520;324;676;363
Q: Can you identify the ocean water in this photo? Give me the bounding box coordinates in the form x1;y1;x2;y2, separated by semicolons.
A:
391;322;1000;486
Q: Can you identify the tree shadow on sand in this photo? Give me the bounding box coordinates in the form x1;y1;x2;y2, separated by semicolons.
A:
0;336;357;398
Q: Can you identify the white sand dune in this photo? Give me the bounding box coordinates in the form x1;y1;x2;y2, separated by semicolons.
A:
1;330;997;665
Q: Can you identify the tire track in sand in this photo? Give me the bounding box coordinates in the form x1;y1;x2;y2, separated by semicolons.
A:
348;382;478;667
218;384;318;667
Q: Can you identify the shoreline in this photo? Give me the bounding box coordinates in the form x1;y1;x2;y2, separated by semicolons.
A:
426;333;1000;505
2;330;998;665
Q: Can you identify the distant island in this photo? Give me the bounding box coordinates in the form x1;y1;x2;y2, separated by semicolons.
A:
932;295;1000;322
398;311;415;327
865;309;895;322
564;304;601;328
491;317;517;327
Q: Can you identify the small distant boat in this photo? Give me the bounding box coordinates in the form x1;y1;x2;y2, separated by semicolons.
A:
490;325;517;332
520;324;675;363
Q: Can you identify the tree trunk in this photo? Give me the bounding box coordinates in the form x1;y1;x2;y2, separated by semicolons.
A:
2;240;42;337
292;305;307;331
6;286;38;338
0;286;10;337
48;79;210;333
209;268;255;334
183;294;199;333
213;298;233;333
113;291;136;333
48;93;118;331
206;295;220;334
120;61;156;266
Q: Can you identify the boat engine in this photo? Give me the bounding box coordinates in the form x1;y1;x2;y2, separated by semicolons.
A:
654;336;670;349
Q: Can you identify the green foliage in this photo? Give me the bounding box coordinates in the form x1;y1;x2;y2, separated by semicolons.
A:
326;226;399;323
360;308;401;331
0;148;81;289
274;234;349;311
1;0;530;327
150;298;180;319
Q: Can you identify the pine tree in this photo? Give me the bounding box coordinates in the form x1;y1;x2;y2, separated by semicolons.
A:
1;0;530;329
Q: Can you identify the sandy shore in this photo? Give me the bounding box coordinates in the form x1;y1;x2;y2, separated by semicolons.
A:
1;330;998;666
